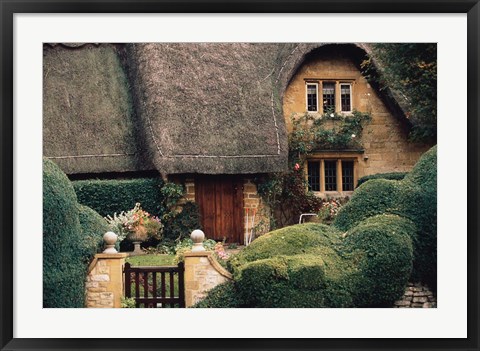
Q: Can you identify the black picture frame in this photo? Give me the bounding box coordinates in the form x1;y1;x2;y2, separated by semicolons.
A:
1;1;479;350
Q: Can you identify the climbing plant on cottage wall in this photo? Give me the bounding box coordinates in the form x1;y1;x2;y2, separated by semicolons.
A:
256;110;372;229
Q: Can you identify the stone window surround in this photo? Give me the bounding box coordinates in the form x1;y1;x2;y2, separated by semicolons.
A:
305;151;362;197
304;79;355;115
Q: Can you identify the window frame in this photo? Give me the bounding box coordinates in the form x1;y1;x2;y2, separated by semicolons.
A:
304;79;355;114
305;153;361;196
339;82;353;114
305;82;319;113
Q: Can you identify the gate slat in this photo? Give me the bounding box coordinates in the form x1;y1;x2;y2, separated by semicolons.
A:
169;272;175;307
161;272;166;308
143;272;149;307
135;272;140;308
152;273;157;308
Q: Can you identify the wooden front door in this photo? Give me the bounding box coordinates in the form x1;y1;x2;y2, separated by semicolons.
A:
195;175;244;244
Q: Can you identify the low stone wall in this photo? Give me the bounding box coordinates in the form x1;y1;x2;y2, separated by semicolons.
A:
85;253;127;308
184;251;233;307
393;282;437;308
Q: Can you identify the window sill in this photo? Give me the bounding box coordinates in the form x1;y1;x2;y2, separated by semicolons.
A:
311;191;354;198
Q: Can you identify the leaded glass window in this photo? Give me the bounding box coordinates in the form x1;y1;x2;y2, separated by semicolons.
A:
306;84;318;112
307;161;320;191
340;84;351;112
322;82;336;113
342;160;354;191
324;160;337;191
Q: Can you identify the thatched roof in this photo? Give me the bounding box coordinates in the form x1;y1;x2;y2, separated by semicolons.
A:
43;43;410;175
43;44;154;174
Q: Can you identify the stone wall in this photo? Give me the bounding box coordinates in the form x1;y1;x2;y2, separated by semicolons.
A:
393;282;437;308
85;253;127;308
283;47;431;183
184;251;233;307
243;179;270;238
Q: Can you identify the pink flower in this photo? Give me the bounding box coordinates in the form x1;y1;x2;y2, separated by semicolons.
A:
294;163;300;171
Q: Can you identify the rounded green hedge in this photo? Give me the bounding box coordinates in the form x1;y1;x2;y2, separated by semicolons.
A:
333;179;401;232
397;146;437;289
73;178;164;217
357;172;407;187
228;223;342;275
78;204;110;259
193;281;244;308
43;158;85;308
342;214;415;307
44;159;108;307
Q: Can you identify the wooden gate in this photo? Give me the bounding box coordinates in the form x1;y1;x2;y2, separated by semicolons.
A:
124;262;185;308
195;175;244;244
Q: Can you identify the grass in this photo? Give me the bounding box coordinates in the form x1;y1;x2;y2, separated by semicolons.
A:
126;254;175;266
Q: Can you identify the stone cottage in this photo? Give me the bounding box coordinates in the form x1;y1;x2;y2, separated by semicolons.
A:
43;43;432;244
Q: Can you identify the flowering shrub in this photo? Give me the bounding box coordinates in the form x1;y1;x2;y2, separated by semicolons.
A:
318;198;348;224
105;203;163;243
214;242;230;260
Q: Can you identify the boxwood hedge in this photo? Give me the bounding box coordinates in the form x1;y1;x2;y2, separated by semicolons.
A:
356;172;407;187
44;158;109;308
73;178;164;217
342;214;415;306
333;179;401;232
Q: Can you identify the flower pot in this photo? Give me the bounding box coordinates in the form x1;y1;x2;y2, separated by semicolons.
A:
127;225;147;256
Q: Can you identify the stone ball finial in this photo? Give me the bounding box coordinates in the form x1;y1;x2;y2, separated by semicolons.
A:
190;229;206;252
103;231;118;254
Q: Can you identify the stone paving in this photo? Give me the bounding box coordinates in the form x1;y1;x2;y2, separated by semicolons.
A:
393;282;437;308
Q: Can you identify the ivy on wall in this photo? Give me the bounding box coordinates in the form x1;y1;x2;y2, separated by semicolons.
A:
256;110;372;229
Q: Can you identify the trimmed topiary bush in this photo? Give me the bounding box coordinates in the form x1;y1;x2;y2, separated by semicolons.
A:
44;159;110;308
43;158;85;308
228;223;342;275
193;281;244;308
78;204;110;259
333;179;401;232
342;214;415;307
73;178;164;217
357;172;407;187
397;146;437;289
235;252;356;308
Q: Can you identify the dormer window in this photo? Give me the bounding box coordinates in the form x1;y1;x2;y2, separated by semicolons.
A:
305;80;354;114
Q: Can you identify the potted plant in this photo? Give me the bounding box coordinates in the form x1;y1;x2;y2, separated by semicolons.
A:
105;203;163;255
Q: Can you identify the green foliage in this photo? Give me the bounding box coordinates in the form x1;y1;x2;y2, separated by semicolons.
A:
228;223;342;275
333;179;401;232
121;297;137;308
74;178;199;250
78;204;110;259
289;110;372;154
357;172;407;187
43;159;89;308
342;215;415;306
335;145;437;289
162;202;201;241
364;43;437;142
193;282;244;308
397;146;437;289
73;178;165;217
